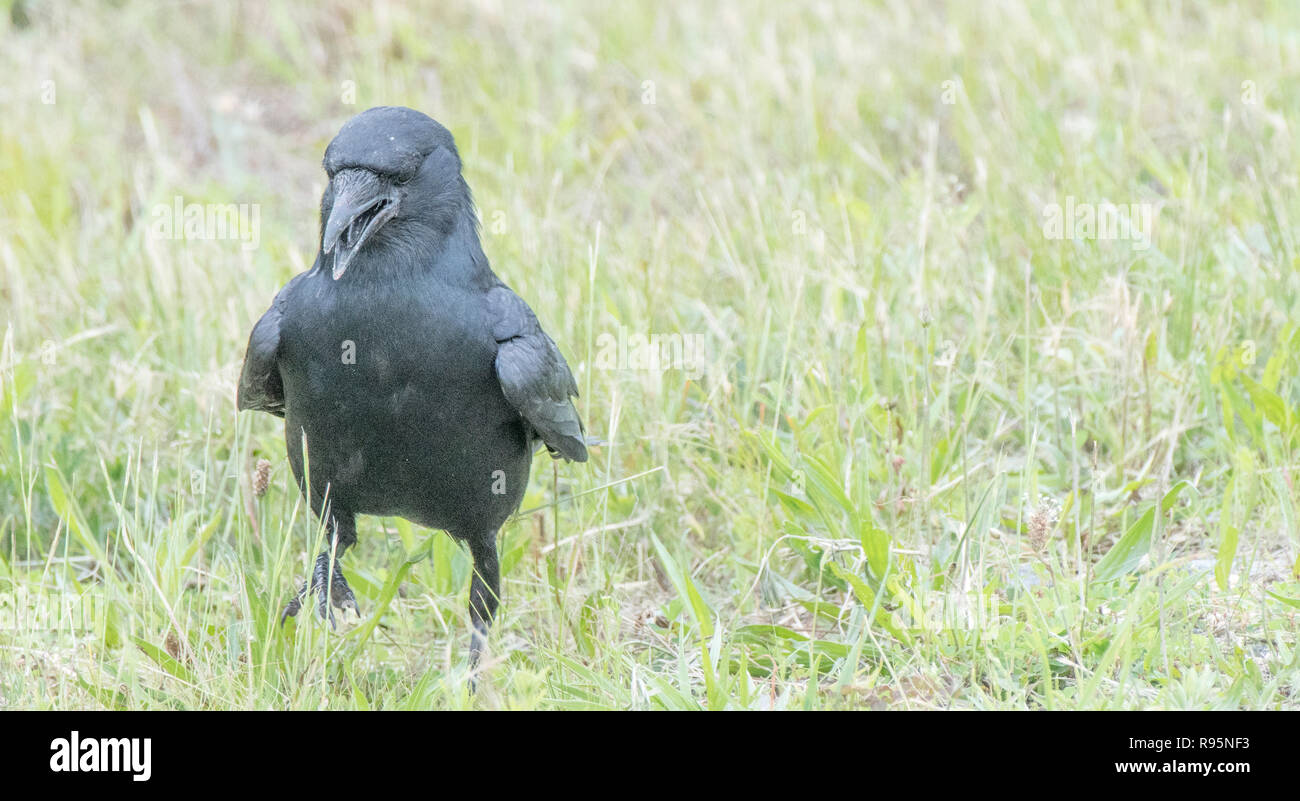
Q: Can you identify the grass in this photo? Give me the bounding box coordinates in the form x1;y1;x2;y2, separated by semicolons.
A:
2;0;1299;710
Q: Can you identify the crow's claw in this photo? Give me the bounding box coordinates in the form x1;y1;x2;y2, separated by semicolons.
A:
280;581;309;625
330;570;359;616
280;552;357;628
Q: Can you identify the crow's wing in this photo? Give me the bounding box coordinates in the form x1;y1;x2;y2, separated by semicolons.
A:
237;273;306;417
488;285;588;462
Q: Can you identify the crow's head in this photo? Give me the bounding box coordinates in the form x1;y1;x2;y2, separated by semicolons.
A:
319;106;470;280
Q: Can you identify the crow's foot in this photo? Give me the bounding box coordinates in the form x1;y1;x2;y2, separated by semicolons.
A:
280;552;358;627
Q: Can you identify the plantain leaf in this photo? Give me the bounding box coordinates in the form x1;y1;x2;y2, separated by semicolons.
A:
1215;476;1237;591
650;533;714;638
1093;481;1190;581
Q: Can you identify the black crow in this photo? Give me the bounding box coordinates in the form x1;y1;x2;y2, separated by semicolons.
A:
237;106;587;669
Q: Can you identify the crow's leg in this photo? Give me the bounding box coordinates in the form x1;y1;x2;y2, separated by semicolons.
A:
467;531;501;671
281;511;359;626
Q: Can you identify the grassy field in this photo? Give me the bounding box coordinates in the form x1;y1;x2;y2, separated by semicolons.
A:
2;0;1299;710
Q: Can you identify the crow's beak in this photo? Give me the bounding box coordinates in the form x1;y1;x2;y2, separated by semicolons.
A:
322;169;399;280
